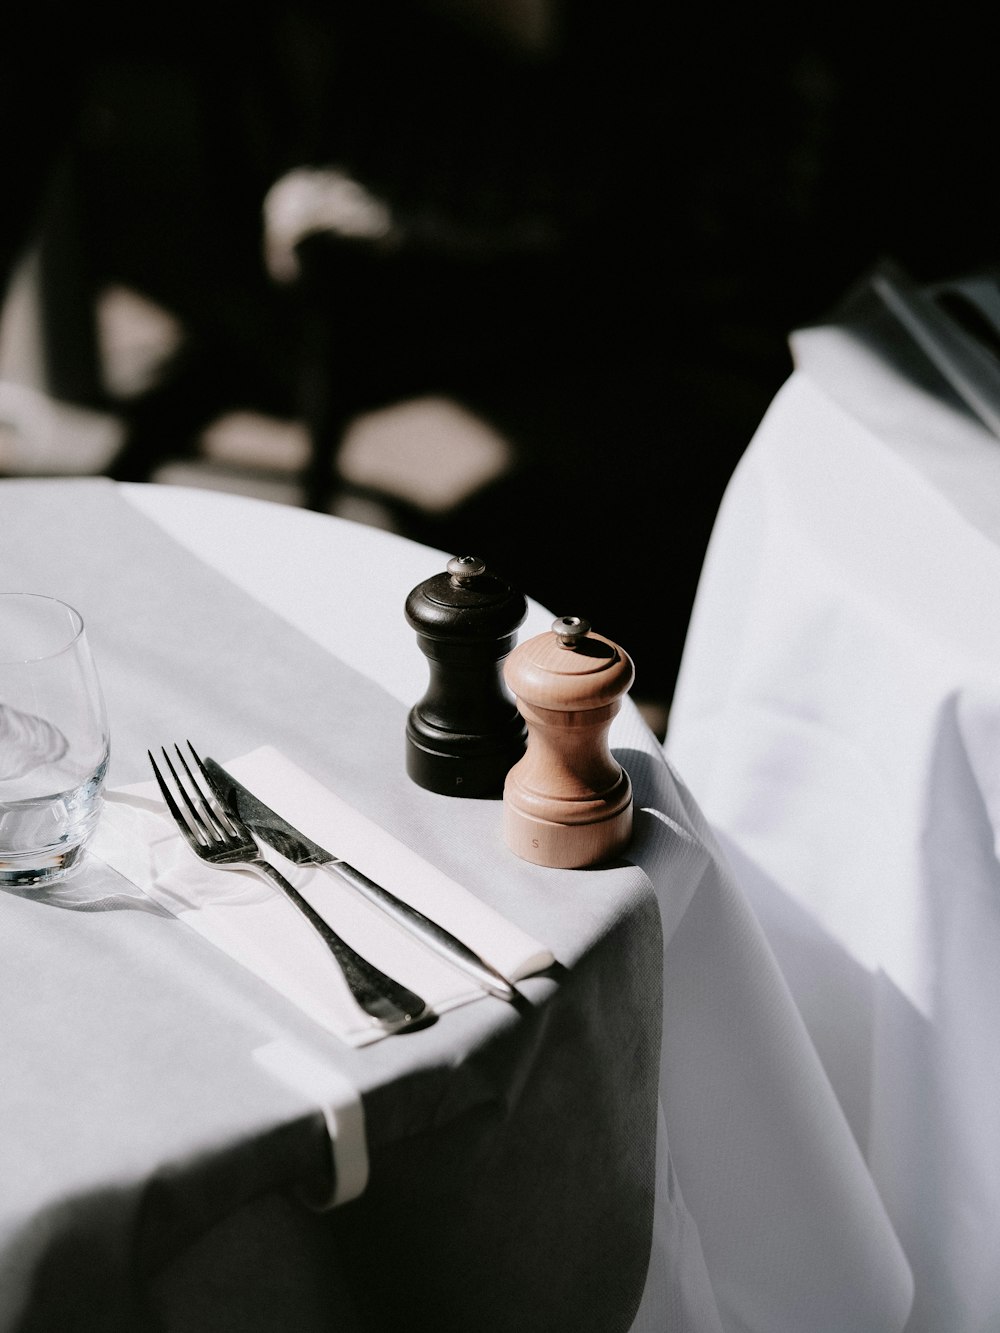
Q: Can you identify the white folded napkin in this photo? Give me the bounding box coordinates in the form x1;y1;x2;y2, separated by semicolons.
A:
90;746;553;1046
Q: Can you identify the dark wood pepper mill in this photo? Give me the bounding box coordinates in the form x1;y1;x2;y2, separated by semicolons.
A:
405;555;528;797
502;615;635;868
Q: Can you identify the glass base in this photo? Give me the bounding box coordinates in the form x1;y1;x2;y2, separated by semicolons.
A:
0;840;89;887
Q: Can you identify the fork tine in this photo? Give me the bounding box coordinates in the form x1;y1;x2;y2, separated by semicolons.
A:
148;748;179;818
170;742;233;841
160;744;229;849
185;741;241;835
160;744;212;842
148;748;205;851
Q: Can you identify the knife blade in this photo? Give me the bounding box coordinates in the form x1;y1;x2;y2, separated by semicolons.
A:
204;757;517;1003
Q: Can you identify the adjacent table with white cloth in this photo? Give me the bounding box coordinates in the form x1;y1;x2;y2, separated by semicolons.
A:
1;476;912;1332
665;272;1000;1333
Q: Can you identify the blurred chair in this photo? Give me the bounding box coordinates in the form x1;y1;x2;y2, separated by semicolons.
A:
265;163;582;516
10;1;637;509
0;0;696;709
1;9;303;479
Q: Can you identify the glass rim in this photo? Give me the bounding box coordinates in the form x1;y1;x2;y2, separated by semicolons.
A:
0;592;87;665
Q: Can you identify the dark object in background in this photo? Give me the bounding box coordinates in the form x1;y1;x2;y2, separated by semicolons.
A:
5;4;1000;716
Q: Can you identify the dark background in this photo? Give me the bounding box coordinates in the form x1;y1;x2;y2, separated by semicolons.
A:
3;4;998;715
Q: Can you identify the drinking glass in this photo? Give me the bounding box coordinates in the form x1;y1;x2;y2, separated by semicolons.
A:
0;594;110;886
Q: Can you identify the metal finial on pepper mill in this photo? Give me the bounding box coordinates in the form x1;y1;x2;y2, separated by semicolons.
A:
404;555;528;797
502;616;635;868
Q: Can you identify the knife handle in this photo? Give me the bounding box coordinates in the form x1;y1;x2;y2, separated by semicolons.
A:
323;859;517;1003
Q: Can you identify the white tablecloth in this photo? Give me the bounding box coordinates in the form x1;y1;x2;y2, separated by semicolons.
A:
0;478;912;1331
666;276;1000;1332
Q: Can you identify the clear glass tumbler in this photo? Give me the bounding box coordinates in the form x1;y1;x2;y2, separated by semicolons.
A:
0;594;110;886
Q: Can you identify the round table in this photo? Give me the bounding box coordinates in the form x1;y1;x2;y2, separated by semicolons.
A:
0;478;913;1332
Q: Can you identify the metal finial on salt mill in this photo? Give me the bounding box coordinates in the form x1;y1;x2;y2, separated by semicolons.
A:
405;555;528;797
502;615;635;868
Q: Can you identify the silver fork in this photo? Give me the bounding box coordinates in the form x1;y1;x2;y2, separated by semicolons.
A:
149;742;429;1033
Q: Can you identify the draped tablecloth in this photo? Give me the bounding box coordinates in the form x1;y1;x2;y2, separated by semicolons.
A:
666;274;1000;1332
0;478;911;1332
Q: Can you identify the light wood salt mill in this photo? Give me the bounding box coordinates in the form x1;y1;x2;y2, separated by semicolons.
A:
502;615;635;869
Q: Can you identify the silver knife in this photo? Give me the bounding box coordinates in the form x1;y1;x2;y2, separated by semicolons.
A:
204;757;517;1003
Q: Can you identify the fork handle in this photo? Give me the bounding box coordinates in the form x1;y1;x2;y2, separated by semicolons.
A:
247;857;429;1030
